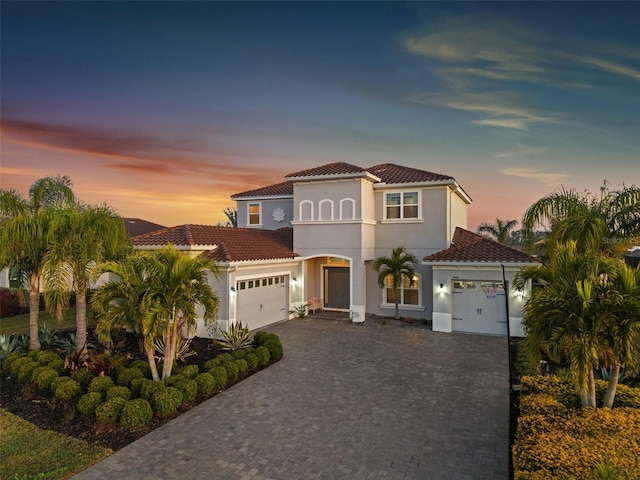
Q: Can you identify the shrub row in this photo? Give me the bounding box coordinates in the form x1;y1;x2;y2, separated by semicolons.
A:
2;331;283;428
514;375;640;479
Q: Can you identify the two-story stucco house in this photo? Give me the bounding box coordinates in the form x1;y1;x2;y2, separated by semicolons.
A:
131;162;537;337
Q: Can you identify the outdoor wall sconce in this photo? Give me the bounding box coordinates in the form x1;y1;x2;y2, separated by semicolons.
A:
230;286;236;293
292;277;297;284
438;283;445;294
516;289;524;299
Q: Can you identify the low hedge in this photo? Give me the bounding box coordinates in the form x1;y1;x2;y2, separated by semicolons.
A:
514;375;640;479
120;398;153;427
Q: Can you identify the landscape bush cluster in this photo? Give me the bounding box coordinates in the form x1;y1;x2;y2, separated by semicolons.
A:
1;331;283;429
513;375;640;479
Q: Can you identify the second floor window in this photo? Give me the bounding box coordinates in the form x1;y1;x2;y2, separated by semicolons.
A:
385;192;419;219
248;203;261;225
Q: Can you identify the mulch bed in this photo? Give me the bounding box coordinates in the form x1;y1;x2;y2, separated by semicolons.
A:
0;329;233;452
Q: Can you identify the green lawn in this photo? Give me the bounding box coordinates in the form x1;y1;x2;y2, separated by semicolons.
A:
0;410;111;480
0;309;97;336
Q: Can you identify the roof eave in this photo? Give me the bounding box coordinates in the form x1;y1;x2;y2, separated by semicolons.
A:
231;194;294;201
286;172;381;183
423;260;538;267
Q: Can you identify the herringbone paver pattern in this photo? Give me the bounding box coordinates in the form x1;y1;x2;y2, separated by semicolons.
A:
71;316;509;479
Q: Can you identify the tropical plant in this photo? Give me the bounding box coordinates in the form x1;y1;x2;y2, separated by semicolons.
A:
154;335;196;364
216;322;253;351
372;246;419;320
43;203;130;355
37;322;61;348
288;304;308;319
515;242;640;407
223;206;237;227
476;218;518;244
0;334;19;361
521;182;640;256
0;175;75;349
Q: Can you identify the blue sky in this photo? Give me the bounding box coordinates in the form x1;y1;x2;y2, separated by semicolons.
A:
1;1;639;229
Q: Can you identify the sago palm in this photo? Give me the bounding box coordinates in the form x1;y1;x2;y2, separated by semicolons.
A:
373;246;419;320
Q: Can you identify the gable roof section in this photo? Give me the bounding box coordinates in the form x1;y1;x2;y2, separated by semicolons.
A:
423;227;538;264
367;164;453;184
131;225;297;262
285;162;368;179
121;217;166;238
231;181;293;199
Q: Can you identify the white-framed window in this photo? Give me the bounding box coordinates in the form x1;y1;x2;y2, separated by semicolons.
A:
248;202;261;225
319;199;334;221
384;191;419;220
340;198;355;220
383;274;420;306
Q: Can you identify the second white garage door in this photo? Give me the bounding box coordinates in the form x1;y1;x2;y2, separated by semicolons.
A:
451;280;508;335
236;275;289;331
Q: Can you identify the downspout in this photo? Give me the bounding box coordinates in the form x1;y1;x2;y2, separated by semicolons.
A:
501;264;515;393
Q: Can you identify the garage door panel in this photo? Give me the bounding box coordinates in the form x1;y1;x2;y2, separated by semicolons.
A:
452;281;507;335
237;276;288;331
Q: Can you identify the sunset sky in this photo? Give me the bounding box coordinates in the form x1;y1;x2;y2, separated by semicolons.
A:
2;2;639;230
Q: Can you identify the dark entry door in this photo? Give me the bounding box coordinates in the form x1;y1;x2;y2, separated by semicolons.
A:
324;267;350;309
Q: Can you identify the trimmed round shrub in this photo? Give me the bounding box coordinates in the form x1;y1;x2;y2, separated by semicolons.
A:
152;386;183;416
48;358;65;374
253;331;279;347
106;385;132;401
179;364;199;380
255;346;270;366
30;365;49;384
243;347;255;356
224;361;239;383
2;352;25;372
18;361;38;383
245;353;259;370
195;372;216;395
215;353;233;364
261;339;283;360
50;375;75;393
141;380;166;401
95;397;126;425
36;367;59;392
235;359;248;374
130;359;151;378
88;376;115;397
163;373;186;387
117;367;144;387
54;378;82;402
612;384;640;408
27;349;40;360
120;398;153;427
76;367;96;390
175;378;198;403
131;377;150;398
231;350;247;360
78;392;104;416
203;358;218;371
209;366;227;388
36;351;61;366
9;356;30;376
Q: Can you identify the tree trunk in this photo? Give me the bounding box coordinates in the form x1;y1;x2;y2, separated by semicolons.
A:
588;369;596;407
394;300;399;320
604;364;620;408
28;274;41;350
579;388;590;407
145;345;160;382
162;317;173;380
75;286;88;357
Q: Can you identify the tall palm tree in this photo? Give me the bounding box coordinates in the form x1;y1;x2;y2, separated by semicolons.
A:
515;242;623;407
477;218;518;244
0;175;75;350
521;183;640;256
44;203;130;354
92;251;162;380
373;246;419;320
144;245;220;379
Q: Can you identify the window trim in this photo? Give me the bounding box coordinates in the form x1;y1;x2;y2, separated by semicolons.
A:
382;273;422;307
248;202;262;226
383;190;421;221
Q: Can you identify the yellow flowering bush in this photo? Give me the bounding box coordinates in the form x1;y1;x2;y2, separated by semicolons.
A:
514;376;640;479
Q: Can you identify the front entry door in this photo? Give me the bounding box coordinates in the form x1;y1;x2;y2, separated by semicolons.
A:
324;267;350;309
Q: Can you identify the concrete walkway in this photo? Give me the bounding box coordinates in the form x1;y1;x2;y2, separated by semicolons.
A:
72;317;510;480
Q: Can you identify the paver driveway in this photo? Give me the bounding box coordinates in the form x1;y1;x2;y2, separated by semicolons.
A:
71;317;510;480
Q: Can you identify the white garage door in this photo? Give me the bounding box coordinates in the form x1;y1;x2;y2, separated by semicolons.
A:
451;280;507;335
236;275;289;331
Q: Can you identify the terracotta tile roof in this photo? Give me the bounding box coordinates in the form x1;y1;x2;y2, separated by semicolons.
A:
231;181;293;199
285;162;368;179
121;218;166;238
423;227;538;263
367;164;453;184
131;225;297;262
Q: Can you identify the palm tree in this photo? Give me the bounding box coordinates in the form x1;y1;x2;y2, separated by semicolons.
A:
223;206;237;227
0;175;75;350
373;246;419;320
521;183;640;255
515;242;623;407
144;245;220;379
43;203;130;354
477;218;518;244
92;251;163;380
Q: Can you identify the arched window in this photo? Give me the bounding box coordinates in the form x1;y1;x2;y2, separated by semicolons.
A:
339;198;355;220
319;199;334;221
299;200;313;221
